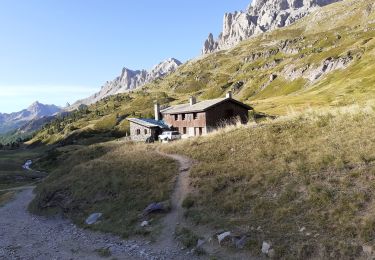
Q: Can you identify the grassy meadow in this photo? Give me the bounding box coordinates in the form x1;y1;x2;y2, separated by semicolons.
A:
162;104;375;259
29;141;178;238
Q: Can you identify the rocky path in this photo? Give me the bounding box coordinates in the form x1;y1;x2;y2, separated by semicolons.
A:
155;150;195;249
0;153;203;260
0;188;200;260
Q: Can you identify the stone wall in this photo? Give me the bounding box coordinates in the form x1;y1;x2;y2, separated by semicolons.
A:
129;122;155;142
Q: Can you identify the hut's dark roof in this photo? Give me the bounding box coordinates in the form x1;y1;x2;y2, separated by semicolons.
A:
160;97;252;114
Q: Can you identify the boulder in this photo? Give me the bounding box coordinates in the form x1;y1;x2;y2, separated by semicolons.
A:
234;236;247;249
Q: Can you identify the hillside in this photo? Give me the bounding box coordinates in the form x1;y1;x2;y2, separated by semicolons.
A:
149;0;375;115
161;104;375;258
29;104;375;258
28;0;375;145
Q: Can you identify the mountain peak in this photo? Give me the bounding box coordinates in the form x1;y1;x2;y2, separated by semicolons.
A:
0;102;62;134
28;101;42;109
202;0;342;54
26;101;61;116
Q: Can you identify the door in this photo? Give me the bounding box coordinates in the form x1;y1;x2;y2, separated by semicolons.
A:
194;127;203;136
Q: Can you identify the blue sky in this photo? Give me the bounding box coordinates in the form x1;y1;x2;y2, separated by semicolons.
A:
0;0;250;113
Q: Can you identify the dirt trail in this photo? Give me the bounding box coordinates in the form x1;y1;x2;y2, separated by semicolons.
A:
0;150;254;259
156;149;260;260
0;156;202;260
0;185;36;193
0;188;200;260
155;150;195;250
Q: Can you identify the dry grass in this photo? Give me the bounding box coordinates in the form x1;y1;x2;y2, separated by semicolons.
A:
30;141;178;238
162;104;375;259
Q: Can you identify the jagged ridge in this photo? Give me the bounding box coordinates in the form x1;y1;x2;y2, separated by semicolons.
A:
70;58;182;109
202;0;342;54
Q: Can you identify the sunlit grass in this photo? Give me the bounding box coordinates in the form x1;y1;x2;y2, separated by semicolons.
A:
162;104;375;258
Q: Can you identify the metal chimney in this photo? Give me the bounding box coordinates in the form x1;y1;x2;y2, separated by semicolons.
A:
189;96;197;106
226;91;233;99
154;102;160;121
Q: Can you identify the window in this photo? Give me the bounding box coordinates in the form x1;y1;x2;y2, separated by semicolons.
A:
183;127;187;134
182;114;186;120
174;114;178;121
136;129;141;135
144;129;148;135
193;113;198;120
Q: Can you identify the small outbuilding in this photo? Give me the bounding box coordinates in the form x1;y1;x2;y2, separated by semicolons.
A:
127;118;169;142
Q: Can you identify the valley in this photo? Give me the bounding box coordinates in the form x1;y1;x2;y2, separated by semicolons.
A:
1;0;375;259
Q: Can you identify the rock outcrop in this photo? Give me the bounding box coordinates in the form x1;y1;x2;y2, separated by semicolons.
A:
70;58;182;109
202;0;342;54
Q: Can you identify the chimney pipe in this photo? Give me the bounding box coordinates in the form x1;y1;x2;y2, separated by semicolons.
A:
226;91;232;99
189;96;196;106
154;102;160;121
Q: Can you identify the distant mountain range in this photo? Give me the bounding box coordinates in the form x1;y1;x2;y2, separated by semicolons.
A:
0;57;182;138
69;58;182;109
0;101;62;134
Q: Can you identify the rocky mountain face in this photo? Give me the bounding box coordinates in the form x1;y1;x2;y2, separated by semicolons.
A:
202;0;342;54
0;102;62;134
70;58;182;109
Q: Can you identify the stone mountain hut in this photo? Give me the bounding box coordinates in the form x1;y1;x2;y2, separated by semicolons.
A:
127;92;252;142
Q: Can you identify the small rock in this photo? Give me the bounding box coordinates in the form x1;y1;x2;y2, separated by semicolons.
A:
234;236;247;249
262;241;271;254
143;201;170;216
217;231;231;245
141;221;149;227
299;227;306;232
85;213;103;225
268;248;276;258
196;239;205;248
363;245;373;255
270;74;277;82
22;160;32;170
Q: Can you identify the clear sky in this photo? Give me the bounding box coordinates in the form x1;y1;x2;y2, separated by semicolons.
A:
0;0;251;113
